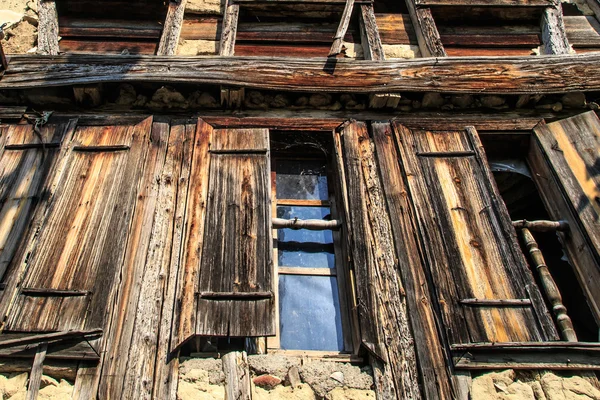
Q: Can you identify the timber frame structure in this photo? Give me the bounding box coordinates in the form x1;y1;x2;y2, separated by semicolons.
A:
0;0;599;398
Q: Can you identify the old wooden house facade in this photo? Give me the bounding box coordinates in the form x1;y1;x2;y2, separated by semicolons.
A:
0;0;599;398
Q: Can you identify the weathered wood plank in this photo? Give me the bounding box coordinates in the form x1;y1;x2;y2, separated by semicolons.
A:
564;16;600;48
329;0;355;56
372;121;453;400
541;6;571;55
0;335;100;361
37;0;60;55
59;17;163;39
99;120;170;399
222;351;251;400
404;0;446;58
416;0;554;5
59;39;158;55
359;4;384;60
338;121;422;398
171;119;212;349
6;54;600;93
395;124;558;344
219;3;239;56
0;330;101;348
196;128;274;337
157;0;188;55
26;342;47;400
531;111;600;324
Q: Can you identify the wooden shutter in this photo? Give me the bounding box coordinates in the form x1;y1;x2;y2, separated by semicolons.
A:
0;122;73;282
532;111;600;322
196;127;274;337
394;122;558;344
5;117;152;332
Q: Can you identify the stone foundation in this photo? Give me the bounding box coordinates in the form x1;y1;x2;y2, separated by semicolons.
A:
178;354;375;400
0;372;74;399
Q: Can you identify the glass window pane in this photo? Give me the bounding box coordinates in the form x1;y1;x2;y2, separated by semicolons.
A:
276;160;328;200
279;275;344;351
277;206;334;268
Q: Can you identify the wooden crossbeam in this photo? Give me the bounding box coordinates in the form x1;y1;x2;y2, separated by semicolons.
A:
3;54;600;93
157;0;188;55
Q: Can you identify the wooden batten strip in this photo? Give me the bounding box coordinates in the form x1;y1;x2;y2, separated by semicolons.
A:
0;329;102;349
20;288;90;297
329;0;355;56
38;0;60;55
541;5;571;54
209;148;267;154
416;150;475;157
460;298;533;306
359;4;384;61
72;145;131;152
5;143;61;150
198;291;273;300
26;342;47;400
157;0;188;55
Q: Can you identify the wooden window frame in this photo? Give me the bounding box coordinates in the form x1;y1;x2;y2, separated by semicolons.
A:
267;153;356;356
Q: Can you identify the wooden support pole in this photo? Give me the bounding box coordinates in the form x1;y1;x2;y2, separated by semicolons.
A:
0;38;7;71
405;0;446;57
272;217;341;230
359;4;384;61
157;0;188;55
219;2;239;56
329;0;355;56
26;342;48;400
37;0;60;55
512;219;569;232
521;228;578;341
222;351;252;400
540;5;571;55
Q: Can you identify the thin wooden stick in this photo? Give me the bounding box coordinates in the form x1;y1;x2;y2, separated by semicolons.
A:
521;228;577;341
272;217;341;230
26;342;48;400
329;0;355;56
513;219;569;232
0;329;102;349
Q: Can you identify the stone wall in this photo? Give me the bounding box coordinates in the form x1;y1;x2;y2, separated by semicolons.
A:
178;354;375;400
0;372;73;399
471;370;600;400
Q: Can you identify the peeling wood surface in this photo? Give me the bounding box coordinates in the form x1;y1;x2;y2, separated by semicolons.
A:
5;54;600;93
37;0;60;55
359;5;384;61
541;6;571;55
395;123;559;344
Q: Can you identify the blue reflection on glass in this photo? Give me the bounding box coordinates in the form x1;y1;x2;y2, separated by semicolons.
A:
276;160;329;200
277;206;334;268
279;275;344;351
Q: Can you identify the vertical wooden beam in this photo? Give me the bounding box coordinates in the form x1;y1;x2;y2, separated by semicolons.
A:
26;342;48;400
219;2;239;56
157;0;189;55
540;5;571;55
37;0;60;55
329;0;355;56
359;4;384;61
222;351;252;400
405;0;446;57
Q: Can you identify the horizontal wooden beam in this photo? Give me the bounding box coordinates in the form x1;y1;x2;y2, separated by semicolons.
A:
512;219;569;232
272;217;341;230
415;0;555;6
3;54;600;93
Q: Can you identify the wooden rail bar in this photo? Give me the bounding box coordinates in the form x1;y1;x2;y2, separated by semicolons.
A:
521;227;577;341
0;329;103;348
272;217;341;230
3;54;600;93
460;298;532;306
513;219;569;232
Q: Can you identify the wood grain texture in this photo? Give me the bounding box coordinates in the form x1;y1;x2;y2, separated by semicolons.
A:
372;121;453;400
222;351;251;400
59;17;163;39
197;128;274;337
416;0;554;5
171;119;212;349
531;111;600;324
37;0;59;55
359;5;384;60
564;16;600;48
6;54;600;93
395;123;558;344
541;6;571;55
26;342;47;400
337;121;422;398
219;4;239;56
5;118;152;333
157;0;188;55
405;0;446;58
